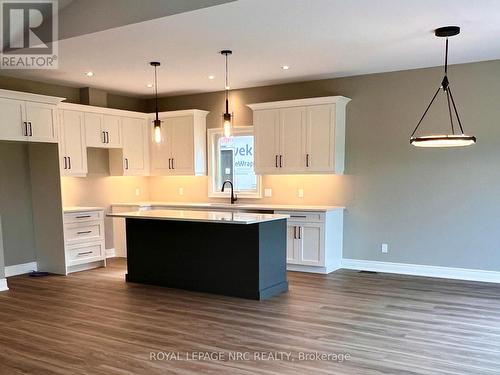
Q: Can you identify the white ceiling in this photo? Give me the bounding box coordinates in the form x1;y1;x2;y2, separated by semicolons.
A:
4;0;500;97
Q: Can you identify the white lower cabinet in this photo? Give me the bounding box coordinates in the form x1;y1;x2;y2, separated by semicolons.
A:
63;208;106;273
276;209;344;274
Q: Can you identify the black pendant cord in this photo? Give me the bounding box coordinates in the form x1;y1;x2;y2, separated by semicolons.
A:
448;86;465;134
410;86;441;138
225;52;229;115
444;37;449;75
154;65;159;122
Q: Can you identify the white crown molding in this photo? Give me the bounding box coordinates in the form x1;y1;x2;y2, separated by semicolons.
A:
0;88;65;104
154;109;209;119
5;262;38;277
341;258;500;284
59;102;149;119
247;96;351;110
0;278;8;292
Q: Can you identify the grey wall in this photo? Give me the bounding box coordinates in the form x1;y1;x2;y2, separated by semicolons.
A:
0;216;5;278
148;60;500;271
0;143;37;266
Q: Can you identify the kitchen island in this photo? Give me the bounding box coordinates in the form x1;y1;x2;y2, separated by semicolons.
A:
107;209;289;300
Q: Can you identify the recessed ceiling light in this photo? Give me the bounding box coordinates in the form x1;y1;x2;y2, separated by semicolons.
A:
281;65;290;70
146;83;153;88
85;71;94;77
208;75;215;80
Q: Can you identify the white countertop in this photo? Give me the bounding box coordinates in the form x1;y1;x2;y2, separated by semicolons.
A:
64;206;105;213
111;201;344;212
107;209;289;225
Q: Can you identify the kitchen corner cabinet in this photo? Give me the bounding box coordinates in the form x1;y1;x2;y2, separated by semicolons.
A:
248;96;350;175
276;209;344;274
0;90;64;143
109;117;149;176
85;112;122;148
59;110;88;176
150;110;208;176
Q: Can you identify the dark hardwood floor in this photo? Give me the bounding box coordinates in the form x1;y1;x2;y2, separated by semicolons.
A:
1;258;500;374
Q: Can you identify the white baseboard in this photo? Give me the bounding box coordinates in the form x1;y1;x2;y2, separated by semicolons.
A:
105;248;116;258
5;261;38;277
0;278;8;292
287;264;339;274
341;258;500;284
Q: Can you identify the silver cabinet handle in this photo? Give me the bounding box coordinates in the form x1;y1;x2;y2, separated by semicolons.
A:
77;230;92;235
293;226;297;239
298;227;302;239
172;158;174;169
63;157;67;169
306;153;310;167
102;131;106;143
279;155;283;168
68;156;71;169
28;122;33;136
77;251;93;256
290;215;307;219
75;215;91;219
106;131;110;144
125;158;129;170
275;155;278;168
23;122;28;136
168;158;171;169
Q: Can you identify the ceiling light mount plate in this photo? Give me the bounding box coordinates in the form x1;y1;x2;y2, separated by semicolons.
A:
220;50;232;56
150;61;161;67
435;26;460;38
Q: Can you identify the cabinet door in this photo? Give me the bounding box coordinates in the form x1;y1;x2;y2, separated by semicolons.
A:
103;115;122;148
280;107;306;172
25;102;57;143
296;223;324;266
84;112;104;147
306;105;335;172
0;98;27;141
60;110;87;176
150;122;172;175
287;224;299;264
169;116;194;175
253;109;280;174
122;117;148;175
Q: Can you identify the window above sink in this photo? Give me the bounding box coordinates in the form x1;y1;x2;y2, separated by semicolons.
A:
208;126;262;199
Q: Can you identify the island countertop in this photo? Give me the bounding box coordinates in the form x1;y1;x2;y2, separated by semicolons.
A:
107;209;289;225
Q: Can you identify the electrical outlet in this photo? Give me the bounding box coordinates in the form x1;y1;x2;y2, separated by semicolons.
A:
381;243;388;253
179;187;184;196
264;188;272;197
298;189;304;198
135;188;140;196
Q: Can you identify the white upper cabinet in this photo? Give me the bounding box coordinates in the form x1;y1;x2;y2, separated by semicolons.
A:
59;109;87;176
150;110;208;176
253;109;280;174
0;90;63;143
248;96;350;174
109;117;149;176
85;112;122;148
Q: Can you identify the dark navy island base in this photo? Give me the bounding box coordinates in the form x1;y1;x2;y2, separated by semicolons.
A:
124;218;288;300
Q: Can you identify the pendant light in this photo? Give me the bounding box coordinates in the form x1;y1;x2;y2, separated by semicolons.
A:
410;26;476;148
221;50;233;138
150;61;162;144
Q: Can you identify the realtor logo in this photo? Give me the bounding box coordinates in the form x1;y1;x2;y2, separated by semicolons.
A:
1;0;58;69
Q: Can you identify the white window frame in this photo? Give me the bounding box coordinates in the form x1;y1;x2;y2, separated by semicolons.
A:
207;126;262;199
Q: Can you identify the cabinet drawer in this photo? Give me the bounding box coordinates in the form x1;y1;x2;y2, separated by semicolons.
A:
66;242;104;266
64;210;103;224
275;211;325;223
65;222;104;245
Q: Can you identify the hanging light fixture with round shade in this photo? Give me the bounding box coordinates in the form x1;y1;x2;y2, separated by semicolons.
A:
410;26;476;148
221;50;233;138
150;61;162;144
